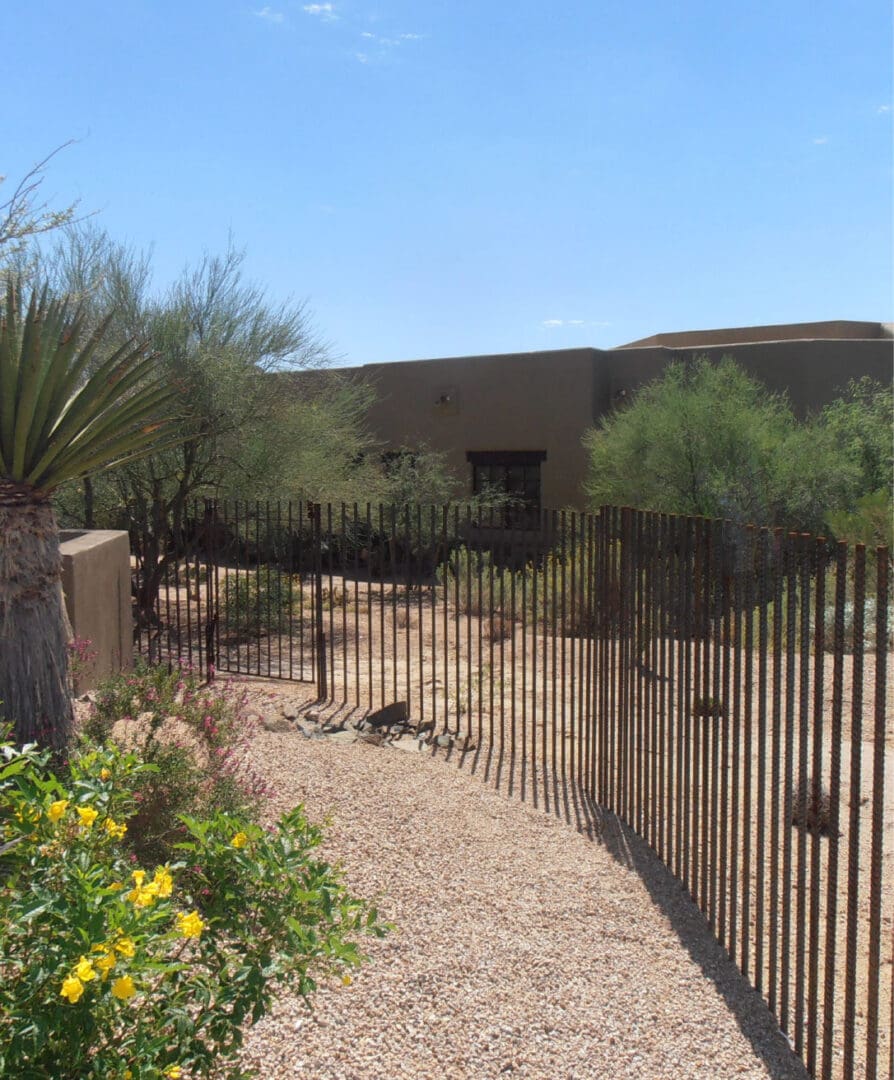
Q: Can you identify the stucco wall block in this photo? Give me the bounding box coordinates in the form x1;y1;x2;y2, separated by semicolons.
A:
60;530;133;692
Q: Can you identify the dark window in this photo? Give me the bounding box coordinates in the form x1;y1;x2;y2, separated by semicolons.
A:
467;451;546;526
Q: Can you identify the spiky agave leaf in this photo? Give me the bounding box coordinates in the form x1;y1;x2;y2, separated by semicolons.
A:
0;280;185;495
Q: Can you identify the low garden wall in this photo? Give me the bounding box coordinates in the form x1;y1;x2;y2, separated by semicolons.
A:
60;530;132;692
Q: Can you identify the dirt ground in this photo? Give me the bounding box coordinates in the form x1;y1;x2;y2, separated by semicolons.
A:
144;566;893;1079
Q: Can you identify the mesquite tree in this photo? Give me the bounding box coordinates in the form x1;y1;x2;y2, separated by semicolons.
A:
0;282;181;748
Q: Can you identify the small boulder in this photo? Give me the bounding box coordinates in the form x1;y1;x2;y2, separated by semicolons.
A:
262;715;294;733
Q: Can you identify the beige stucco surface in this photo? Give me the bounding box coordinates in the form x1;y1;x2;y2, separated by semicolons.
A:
287;326;892;510
60;530;132;691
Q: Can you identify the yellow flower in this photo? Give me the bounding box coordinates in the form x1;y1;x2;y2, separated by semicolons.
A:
73;955;97;983
163;1067;182;1078
95;951;116;979
176;910;205;939
60;975;84;1003
111;975;136;1000
48;799;69;823
109;881;124;892
104;818;127;840
231;831;248;849
77;806;99;828
153;866;173;898
341;974;353;986
114;936;136;958
100;767;112;781
127;868;161;907
124;1072;133;1079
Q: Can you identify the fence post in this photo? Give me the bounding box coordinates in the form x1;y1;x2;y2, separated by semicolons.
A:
310;502;328;700
203;498;218;683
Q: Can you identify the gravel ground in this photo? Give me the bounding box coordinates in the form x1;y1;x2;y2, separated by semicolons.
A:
237;692;809;1080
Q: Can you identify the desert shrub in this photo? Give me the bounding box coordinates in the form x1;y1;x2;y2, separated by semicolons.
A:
791;779;833;835
82;662;268;867
436;545;517;617
822;597;894;654
0;737;387;1079
218;572;304;638
582;357;882;533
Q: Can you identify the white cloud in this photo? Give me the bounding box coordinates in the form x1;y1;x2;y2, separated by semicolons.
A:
254;5;284;22
542;318;611;329
303;3;336;17
355;52;369;63
399;32;423;40
813;136;829;144
361;30;375;38
878;104;891;114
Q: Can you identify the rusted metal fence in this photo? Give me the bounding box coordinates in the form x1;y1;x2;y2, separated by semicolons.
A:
134;500;892;1080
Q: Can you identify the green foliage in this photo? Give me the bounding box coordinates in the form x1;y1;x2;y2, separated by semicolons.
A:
0;737;388;1079
582;356;888;533
817;377;893;499
826;488;893;550
218;572;305;640
437;545;517;617
0;281;181;493
83;663;268;867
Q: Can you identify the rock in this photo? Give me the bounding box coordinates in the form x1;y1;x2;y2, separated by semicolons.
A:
415;719;435;738
435;733;454;749
78;691;95;704
281;703;302;720
355;732;387;747
305;711;320;723
322;721;346;733
262;715;294;733
364;701;409;730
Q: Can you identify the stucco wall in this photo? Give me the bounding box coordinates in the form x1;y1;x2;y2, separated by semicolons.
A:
606;338;893;418
361;348;598;508
287;332;892;510
60;530;133;692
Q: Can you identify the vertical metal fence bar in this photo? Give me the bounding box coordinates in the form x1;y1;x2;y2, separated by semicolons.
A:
842;544;866;1079
821;541;848;1080
352;503;361;708
728;524;743;963
806;537;826;1076
710;518;724;933
780;532;798;1030
415;505;424;727
441;506;450;736
674;513;687;882
741;526;755;979
634;509;645;838
428;506;437;734
755;527;770;996
486;508;495;749
691;518;704;911
383;505;391;715
680;515;693;892
793;533;812;1055
865;547;889;1080
658;513;671;867
569;511;577;788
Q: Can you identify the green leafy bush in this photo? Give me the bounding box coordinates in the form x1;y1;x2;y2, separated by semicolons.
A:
218;572;305;639
82;662;268;867
0;738;388;1079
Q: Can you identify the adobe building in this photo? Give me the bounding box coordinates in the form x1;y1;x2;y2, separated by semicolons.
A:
298;321;893;511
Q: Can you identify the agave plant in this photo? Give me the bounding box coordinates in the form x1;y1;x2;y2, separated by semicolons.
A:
0;281;184;749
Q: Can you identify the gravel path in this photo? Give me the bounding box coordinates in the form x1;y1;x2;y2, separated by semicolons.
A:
238;713;809;1080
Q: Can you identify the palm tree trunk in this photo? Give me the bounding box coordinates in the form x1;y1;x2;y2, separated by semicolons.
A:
0;486;73;750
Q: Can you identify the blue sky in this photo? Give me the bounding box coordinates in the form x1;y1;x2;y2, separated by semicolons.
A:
6;0;892;366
